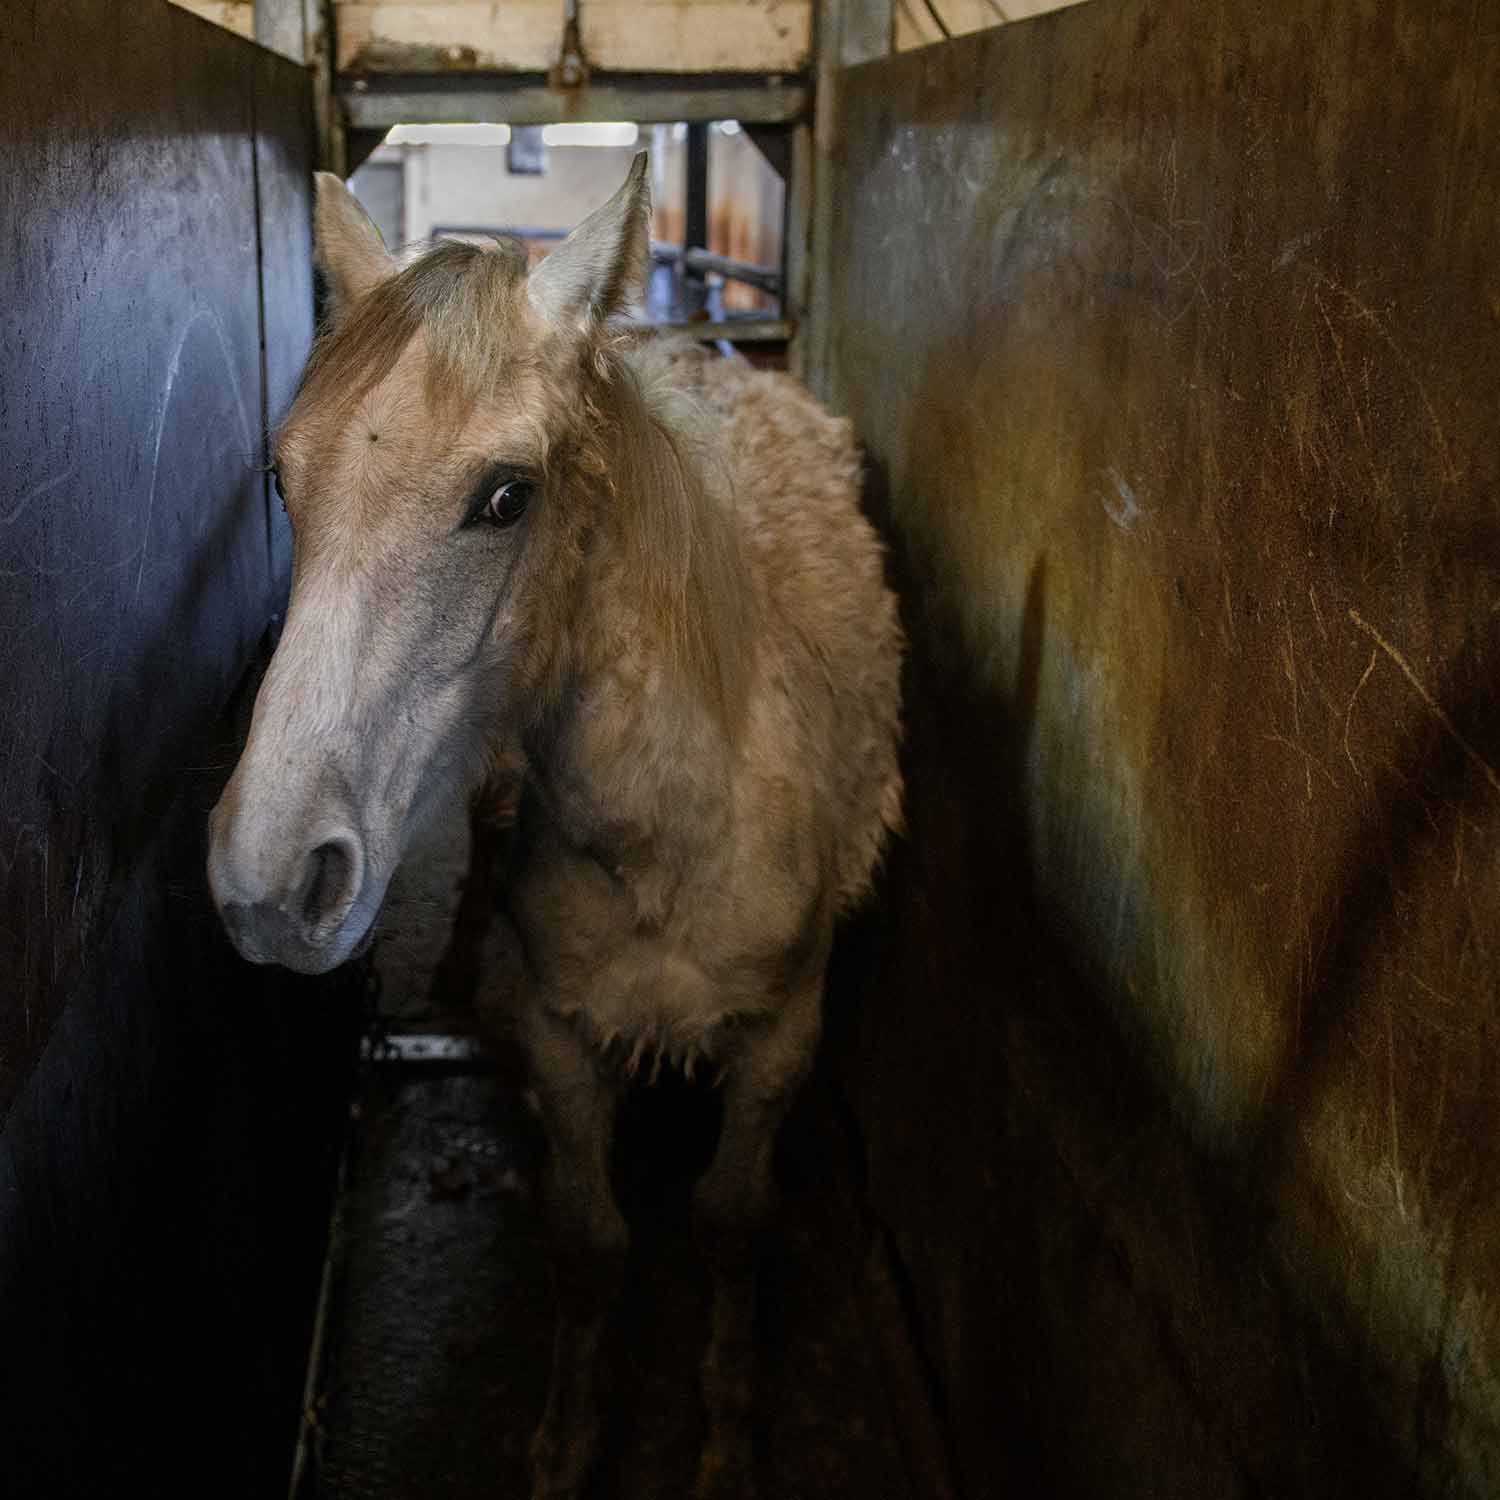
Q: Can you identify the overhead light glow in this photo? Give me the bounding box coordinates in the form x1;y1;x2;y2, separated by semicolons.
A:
540;122;639;148
717;119;742;135
385;123;512;146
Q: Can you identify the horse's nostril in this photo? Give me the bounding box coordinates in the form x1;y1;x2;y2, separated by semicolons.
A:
298;834;360;932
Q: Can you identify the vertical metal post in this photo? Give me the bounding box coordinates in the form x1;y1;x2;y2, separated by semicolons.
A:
254;0;308;61
796;0;892;399
684;121;710;316
839;0;894;64
783;121;813;358
305;0;345;177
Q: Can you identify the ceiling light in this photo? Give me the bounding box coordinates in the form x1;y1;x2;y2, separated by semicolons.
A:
540;123;639;148
385;123;512;146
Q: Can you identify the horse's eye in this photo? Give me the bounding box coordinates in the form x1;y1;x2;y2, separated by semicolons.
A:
272;469;287;509
485;478;533;527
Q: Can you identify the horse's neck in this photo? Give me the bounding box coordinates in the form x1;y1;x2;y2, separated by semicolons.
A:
525;624;735;929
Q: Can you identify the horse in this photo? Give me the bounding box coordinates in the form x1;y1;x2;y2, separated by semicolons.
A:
207;154;903;1499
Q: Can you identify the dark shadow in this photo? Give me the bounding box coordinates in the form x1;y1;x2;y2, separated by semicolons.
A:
817;451;1054;1500
821;443;1500;1498
0;30;352;1500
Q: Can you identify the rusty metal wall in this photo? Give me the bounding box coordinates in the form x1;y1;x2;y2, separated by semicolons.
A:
0;5;354;1495
824;2;1500;1495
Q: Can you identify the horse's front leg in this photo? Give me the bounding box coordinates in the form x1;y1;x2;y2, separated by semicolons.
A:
522;1003;625;1500
691;984;823;1500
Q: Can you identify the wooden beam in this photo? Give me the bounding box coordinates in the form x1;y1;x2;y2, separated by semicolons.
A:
340;76;811;129
893;0;1091;51
166;2;255;41
335;1;812;75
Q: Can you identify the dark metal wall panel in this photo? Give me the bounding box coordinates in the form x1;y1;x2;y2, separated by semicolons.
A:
254;40;316;584
0;6;350;1496
825;2;1500;1496
0;0;266;1109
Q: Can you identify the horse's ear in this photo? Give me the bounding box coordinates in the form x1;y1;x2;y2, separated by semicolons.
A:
528;152;650;334
314;171;394;322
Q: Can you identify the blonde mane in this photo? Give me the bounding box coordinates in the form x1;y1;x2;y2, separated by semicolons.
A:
575;346;754;732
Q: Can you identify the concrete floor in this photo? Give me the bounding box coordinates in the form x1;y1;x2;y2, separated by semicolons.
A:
299;809;922;1500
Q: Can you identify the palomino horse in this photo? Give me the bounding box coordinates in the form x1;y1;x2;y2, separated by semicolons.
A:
208;155;903;1498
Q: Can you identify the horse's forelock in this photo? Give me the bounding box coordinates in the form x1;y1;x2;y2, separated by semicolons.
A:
288;236;537;431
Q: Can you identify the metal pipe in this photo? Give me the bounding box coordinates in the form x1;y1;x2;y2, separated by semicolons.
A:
650;244;782;297
683;122;711;316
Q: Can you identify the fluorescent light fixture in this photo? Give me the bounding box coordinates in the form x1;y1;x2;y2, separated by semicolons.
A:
385;123;513;146
541;122;639;148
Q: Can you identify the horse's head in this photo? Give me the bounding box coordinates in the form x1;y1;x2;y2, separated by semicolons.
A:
208;155;651;973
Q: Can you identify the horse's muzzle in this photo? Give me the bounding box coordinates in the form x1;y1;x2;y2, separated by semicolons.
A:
208;822;371;975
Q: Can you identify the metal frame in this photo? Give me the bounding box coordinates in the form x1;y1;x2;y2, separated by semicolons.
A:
339;72;811;131
251;1;346;175
668;247;781;298
794;0;892;388
308;2;896;353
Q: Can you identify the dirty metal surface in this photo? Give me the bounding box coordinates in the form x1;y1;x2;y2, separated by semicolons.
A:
826;1;1500;1496
1;4;349;1496
255;40;317;586
2;0;260;1113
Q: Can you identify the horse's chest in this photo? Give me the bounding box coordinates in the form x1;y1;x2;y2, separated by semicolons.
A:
585;941;746;1079
536;903;757;1077
510;836;785;1077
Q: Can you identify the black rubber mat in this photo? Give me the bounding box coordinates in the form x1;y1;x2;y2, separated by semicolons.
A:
304;1057;917;1500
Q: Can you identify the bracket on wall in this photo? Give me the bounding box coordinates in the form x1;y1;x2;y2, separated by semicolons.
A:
548;0;591;91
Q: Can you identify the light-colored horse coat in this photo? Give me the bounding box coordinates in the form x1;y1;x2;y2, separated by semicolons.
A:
207;156;902;1499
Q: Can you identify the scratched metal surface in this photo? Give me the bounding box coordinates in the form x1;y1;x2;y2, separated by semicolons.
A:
825;2;1500;1496
256;40;315;587
1;0;264;1112
0;6;352;1497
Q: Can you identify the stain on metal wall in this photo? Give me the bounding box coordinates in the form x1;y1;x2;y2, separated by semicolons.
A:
824;1;1500;1494
0;5;354;1495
